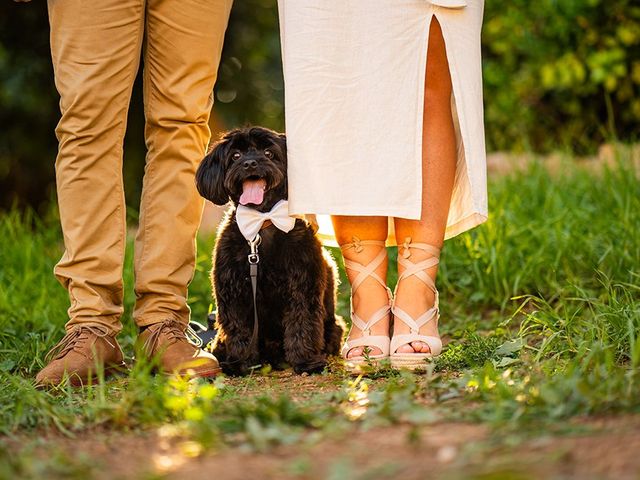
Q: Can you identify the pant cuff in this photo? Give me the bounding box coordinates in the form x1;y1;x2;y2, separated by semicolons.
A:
64;316;122;335
134;313;189;328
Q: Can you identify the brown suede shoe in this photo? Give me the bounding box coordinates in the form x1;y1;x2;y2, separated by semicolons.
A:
138;319;221;378
35;325;126;388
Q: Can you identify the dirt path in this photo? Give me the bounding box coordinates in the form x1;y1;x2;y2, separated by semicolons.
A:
9;415;640;479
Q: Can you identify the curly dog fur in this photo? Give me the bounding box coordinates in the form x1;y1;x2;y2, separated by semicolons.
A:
196;126;344;375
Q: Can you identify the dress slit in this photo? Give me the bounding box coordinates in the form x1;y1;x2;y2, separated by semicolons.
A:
278;1;488;246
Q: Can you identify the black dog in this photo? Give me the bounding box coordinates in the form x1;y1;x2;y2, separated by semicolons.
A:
196;126;344;375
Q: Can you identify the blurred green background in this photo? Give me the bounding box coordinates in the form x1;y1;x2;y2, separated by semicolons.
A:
0;0;638;214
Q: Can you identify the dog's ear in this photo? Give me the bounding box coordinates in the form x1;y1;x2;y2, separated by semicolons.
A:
196;141;229;206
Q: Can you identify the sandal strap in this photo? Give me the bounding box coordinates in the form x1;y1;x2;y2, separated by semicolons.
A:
399;237;441;259
342;240;389;295
341;236;393;307
341;335;391;357
391;305;438;334
390;334;442;356
351;305;391;334
395;237;440;295
341;236;386;254
397;256;439;288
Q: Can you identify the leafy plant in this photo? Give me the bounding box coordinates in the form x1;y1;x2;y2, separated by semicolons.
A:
483;0;640;152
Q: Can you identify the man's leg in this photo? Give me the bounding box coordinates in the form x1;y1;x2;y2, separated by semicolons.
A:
134;0;232;376
37;0;144;386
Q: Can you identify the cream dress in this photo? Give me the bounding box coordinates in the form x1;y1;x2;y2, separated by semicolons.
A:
278;0;487;246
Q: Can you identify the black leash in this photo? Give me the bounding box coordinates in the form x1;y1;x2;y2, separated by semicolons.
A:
191;234;263;367
247;234;261;353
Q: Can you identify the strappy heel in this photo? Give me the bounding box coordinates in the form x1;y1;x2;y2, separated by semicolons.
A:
390;237;443;370
340;237;392;368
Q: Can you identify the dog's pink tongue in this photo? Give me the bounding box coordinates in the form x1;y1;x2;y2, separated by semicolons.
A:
239;179;266;205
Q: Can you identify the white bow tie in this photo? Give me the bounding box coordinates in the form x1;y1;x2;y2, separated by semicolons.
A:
236;199;297;241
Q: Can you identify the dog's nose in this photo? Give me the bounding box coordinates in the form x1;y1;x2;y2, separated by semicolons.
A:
243;159;258;170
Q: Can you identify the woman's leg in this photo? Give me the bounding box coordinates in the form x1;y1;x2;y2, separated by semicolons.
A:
393;17;456;354
332;216;389;357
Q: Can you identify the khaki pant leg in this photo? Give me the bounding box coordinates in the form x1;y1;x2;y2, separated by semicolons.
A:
48;0;145;333
133;0;232;327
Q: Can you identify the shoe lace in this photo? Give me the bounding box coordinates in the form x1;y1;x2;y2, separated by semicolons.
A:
143;319;203;355
45;325;114;362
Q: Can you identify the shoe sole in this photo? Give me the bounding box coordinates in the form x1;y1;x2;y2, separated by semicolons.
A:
36;361;129;389
192;367;222;378
390;354;434;371
161;366;223;378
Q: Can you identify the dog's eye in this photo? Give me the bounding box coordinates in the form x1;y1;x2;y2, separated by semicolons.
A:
264;149;273;159
232;152;241;161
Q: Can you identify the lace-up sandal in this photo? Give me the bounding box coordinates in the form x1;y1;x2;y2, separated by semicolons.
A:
340;238;392;369
390;238;443;370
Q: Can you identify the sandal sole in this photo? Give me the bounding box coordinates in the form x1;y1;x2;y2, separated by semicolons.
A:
343;355;389;374
390;354;434;371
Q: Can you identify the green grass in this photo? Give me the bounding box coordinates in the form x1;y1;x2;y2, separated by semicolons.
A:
0;151;639;473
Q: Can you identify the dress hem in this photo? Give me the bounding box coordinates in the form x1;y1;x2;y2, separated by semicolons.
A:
312;211;488;247
290;204;422;221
